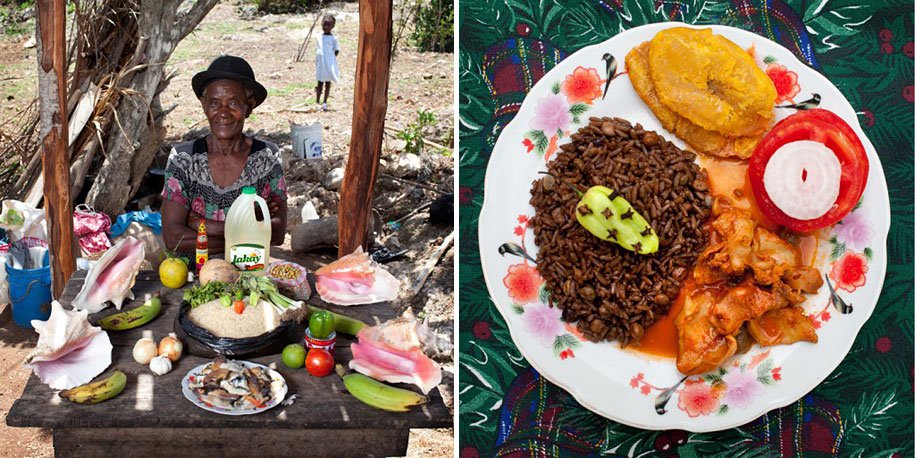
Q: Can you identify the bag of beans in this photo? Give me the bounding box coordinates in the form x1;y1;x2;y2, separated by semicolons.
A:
267;261;311;300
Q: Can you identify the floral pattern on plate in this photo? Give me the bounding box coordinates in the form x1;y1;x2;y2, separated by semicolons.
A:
479;23;890;432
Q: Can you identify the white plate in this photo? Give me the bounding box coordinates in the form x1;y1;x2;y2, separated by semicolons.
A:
181;360;288;416
478;22;890;432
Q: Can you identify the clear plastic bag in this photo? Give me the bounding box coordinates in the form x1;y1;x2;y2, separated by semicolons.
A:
267;261;311;301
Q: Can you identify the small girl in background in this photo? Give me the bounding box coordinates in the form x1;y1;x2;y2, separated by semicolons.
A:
315;14;340;111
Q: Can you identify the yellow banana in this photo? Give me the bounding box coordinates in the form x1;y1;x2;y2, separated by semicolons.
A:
336;365;428;412
98;294;162;331
59;370;127;405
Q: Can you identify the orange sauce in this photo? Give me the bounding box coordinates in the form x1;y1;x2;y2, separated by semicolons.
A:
698;157;779;232
634;279;693;358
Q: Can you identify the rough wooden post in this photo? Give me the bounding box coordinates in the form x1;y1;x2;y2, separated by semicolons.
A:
338;0;393;258
36;0;76;298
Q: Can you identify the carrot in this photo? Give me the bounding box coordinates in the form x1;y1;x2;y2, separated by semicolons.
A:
233;300;245;314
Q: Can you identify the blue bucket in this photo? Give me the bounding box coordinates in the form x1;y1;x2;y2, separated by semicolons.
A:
7;251;52;329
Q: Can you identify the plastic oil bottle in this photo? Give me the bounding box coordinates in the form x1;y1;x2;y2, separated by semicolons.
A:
224;186;271;274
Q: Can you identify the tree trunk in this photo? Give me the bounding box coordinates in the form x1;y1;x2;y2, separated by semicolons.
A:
84;0;218;216
36;0;77;298
338;0;393;258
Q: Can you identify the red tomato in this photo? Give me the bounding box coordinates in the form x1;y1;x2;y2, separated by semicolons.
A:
748;108;868;232
305;349;334;377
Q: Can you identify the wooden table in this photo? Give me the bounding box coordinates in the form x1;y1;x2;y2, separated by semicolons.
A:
7;271;451;457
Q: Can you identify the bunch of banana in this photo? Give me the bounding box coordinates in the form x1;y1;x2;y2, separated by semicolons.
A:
335;365;428;412
59;370;127;405
97;294;162;331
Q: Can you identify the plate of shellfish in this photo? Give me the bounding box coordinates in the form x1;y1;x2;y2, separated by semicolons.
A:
182;356;288;415
478;23;889;431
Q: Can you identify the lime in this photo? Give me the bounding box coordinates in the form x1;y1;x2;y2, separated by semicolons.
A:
282;344;306;369
159;258;188;289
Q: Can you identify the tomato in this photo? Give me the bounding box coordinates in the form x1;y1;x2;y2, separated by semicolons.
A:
748;109;868;232
305;349;334;377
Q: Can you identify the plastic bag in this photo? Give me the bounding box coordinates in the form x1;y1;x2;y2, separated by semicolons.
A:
110;210;161;237
0;200;47;242
267;261;312;300
73;205;112;255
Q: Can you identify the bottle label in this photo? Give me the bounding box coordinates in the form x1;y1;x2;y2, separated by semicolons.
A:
195;249;208;272
230;244;266;271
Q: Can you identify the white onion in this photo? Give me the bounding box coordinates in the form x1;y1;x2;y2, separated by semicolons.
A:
132;338;158;365
763;140;842;220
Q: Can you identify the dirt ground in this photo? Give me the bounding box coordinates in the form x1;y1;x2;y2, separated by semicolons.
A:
0;1;454;456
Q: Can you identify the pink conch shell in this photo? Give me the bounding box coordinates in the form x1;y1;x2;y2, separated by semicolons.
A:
24;301;112;390
72;236;145;313
349;310;442;394
315;247;400;305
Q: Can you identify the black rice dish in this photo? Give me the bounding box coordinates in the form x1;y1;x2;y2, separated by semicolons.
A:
530;116;712;346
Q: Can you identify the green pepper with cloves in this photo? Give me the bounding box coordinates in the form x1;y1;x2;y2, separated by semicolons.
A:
575;185;659;254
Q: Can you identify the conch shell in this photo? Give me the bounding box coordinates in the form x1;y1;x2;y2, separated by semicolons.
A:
24;301;112;390
72;236;145;313
349;309;443;394
315;246;400;306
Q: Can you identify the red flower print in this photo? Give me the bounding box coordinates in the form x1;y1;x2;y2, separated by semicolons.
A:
829;251;869;292
640;385;651;395
876;337;892;353
766;63;800;103
772;367;782;381
192;197;206;216
513;225;525;236
517;215;529;224
821;311;831;322
559;348;575;360
630;377;639;388
473;321;492;340
678;380;720;417
459;187;472;205
522;138;535;153
503;263;544;304
460;446;480;458
561;66;604;104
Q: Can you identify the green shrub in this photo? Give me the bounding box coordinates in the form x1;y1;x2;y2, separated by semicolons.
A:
411;0;452;53
397;110;437;155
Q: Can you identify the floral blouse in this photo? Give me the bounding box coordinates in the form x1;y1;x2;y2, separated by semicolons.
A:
160;137;287;221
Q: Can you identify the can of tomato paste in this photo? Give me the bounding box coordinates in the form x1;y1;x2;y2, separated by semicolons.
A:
304;328;336;351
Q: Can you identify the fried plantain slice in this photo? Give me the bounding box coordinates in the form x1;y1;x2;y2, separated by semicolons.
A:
625;42;758;158
647;27;776;138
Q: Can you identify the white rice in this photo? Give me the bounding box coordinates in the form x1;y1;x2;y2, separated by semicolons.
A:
187;299;280;338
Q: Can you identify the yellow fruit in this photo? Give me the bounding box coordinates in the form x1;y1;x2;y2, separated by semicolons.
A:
159;258;188;289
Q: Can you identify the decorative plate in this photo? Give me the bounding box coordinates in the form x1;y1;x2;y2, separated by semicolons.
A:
181;360;288;416
478;22;890;432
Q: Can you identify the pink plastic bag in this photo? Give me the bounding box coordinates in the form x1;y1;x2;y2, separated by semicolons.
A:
73;205;111;255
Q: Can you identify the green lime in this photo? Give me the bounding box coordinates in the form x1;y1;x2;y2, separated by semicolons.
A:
282;344;306;369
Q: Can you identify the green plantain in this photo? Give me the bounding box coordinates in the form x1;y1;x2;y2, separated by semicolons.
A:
336;365;428;412
59;370;127;405
97;294;162;331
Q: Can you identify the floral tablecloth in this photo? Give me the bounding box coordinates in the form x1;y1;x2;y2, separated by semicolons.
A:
458;1;914;456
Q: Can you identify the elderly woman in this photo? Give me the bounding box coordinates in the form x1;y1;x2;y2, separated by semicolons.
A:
161;55;288;255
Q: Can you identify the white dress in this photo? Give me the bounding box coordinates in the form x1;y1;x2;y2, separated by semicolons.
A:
315;34;340;83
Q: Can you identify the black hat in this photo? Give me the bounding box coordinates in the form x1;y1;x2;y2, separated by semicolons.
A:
192;55;267;108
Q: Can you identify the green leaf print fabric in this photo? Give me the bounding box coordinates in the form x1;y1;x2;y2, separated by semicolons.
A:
458;1;914;456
